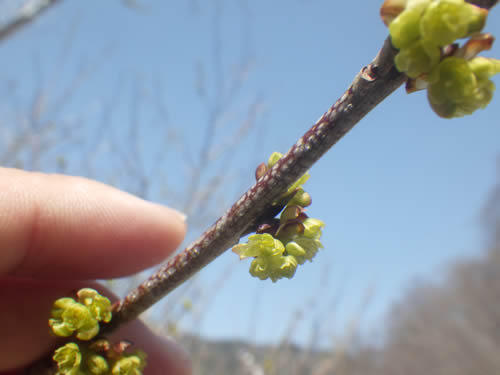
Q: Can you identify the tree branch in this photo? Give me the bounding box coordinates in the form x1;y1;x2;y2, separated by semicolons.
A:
105;0;498;333
0;0;63;44
103;36;405;332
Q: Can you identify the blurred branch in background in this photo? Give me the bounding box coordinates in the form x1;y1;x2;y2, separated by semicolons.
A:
0;0;63;43
0;27;112;171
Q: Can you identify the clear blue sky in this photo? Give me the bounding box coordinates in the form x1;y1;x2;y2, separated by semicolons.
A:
1;0;500;347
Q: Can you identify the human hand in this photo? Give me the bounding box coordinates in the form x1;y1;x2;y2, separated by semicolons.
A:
0;167;190;375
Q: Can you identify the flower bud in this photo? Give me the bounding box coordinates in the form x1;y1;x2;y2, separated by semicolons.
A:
468;56;500;82
288;189;312;207
53;342;82;374
232;234;284;259
49;298;99;340
395;39;441;78
388;1;429;48
428;56;500;117
249;257;270;280
77;288;112;323
302;218;325;239
420;0;487;46
267;152;283;168
280;205;303;223
294;236;324;263
255;162;268;180
87;354;109;375
276;222;305;243
286;241;307;257
111;355;144;375
278;255;298;280
286;173;310;195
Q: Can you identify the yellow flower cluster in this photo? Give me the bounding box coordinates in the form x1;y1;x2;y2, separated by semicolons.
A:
233;152;325;282
381;0;500;118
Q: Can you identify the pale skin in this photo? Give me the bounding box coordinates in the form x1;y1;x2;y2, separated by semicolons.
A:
0;167;191;375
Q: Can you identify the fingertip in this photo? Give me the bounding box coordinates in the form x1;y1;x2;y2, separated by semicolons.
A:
0;168;188;279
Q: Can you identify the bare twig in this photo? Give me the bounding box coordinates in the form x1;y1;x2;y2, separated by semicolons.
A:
0;0;63;43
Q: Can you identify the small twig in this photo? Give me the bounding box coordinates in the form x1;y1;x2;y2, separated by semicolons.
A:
0;0;63;43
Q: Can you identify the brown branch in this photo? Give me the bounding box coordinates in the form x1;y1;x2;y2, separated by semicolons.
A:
470;0;499;7
103;36;405;333
106;0;498;333
0;0;63;44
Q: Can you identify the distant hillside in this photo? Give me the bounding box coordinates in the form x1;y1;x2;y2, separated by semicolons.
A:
174;333;335;375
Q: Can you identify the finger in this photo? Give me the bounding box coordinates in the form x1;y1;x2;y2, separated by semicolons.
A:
113;320;192;375
0;168;186;279
0;279;191;375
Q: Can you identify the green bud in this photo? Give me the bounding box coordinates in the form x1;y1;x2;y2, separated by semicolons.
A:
249;257;270;280
49;298;99;340
287;189;312;207
285;241;307;257
49;298;80;337
267;152;283;168
420;0;487;46
277;255;298;281
428;56;500;118
286;173;310;195
276;222;304;244
394;39;441;78
279;205;303;223
74;317;100;341
302;218;325;239
232;234;284;259
86;354;109;375
112;355;145;375
77;288;112;323
389;1;429;49
248;252;298;282
265;151;310;205
236;150;326;282
53;342;82;375
468;56;500;82
294;236;324;264
88;338;111;353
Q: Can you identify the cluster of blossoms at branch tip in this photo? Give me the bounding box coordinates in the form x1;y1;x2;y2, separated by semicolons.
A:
232;152;325;282
381;0;500;118
49;288;146;375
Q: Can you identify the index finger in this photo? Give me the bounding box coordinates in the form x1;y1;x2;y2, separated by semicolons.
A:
0;168;187;279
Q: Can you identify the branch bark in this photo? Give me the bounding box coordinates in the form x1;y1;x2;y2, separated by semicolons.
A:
0;0;63;43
